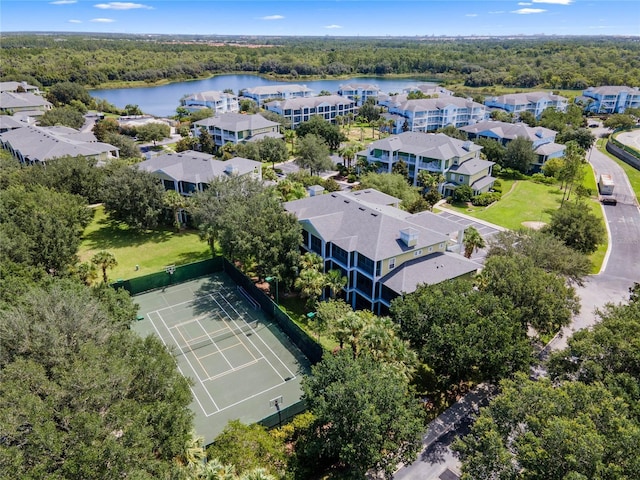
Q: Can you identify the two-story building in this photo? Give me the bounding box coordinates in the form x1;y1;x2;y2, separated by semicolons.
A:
192;113;282;149
578;86;640;114
0;125;119;164
459;120;566;172
337;83;381;106
378;96;488;133
484;91;568;119
180;90;240;114
263;95;357;129
240;84;313;107
0;91;52;116
0;81;40;94
357;132;495;196
284;188;480;314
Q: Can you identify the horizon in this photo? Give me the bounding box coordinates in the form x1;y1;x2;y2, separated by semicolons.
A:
2;1;639;38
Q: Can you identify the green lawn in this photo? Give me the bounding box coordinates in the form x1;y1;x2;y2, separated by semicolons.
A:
437;178;607;273
598;138;640;199
79;206;211;282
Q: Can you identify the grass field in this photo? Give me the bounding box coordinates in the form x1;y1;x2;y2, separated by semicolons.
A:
438;177;608;273
78;206;211;282
598;138;640;199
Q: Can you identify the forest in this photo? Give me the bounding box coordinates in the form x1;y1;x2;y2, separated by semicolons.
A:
1;34;639;90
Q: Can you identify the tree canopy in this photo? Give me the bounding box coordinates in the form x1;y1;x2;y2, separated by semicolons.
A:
294;134;334;176
544;202;606;254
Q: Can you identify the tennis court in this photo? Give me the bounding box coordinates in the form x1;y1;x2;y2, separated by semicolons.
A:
132;273;311;443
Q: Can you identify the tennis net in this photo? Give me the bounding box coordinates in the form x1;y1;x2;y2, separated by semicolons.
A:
175;321;258;356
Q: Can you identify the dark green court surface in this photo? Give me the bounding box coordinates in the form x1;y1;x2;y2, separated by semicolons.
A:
132;273;311;444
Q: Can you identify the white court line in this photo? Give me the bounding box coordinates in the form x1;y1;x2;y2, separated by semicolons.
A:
195;317;234;370
202;359;260;382
218;293;297;380
157;310;221;412
147;311;211;417
168;313;219;330
204;379;295;417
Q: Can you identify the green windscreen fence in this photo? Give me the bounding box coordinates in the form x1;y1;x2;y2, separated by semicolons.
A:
222;258;324;365
112;257;223;295
258;400;308;429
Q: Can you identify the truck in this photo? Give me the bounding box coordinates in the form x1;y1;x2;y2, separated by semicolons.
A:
598;174;615;195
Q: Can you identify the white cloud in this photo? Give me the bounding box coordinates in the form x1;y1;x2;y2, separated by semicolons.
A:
466;13;478;17
91;17;116;22
517;2;532;5
94;2;153;10
259;15;284;20
68;19;82;23
532;0;573;4
488;11;506;14
512;8;547;14
50;0;77;4
324;24;342;29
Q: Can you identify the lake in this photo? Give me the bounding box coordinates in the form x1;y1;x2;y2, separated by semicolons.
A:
90;74;439;117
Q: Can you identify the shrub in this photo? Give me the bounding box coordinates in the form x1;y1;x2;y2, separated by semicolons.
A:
471;192;501;206
347;174;357;183
531;173;555;185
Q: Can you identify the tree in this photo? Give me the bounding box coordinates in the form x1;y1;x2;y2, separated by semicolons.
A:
391;159;409;180
454;374;640;480
92;117;120;142
358;98;381;123
123;103;143;115
0;184;93;273
258;137;288;168
436;125;468;140
299;350;425;479
518;110;537;126
603;113;636;130
275;178;306;201
295;115;345;150
295;268;326;308
163;190;187;230
452;184;474;203
206;420;286;478
358;172;422;209
100;163;165;230
46;81;93;107
295;134;333;176
103;132;142;159
476;138;506;166
284;129;296;155
0;281;193;478
557;127;596;151
479;255;580;336
544;202;605;254
325;269;347;298
91;250;117;283
198;126;216;154
38;105;84;129
338;142;361;170
504;136;535;173
463;225;485;258
135;122;171;144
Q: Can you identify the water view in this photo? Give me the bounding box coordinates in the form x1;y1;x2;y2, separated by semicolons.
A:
90;74;439;117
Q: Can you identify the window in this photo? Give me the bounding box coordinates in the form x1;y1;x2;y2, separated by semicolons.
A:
439;243;444;249
459;176;464;182
414;250;422;257
389;257;396;269
428;246;433;252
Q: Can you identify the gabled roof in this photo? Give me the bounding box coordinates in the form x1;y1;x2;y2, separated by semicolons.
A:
380;251;480;295
390;96;485;112
584;85;640;96
284;189;457;261
534;142;566;156
0;81;39;93
0;91;52;110
182;90;237;102
0;115;27;131
267;94;354;110
137;150;260;184
193;113;279;132
459;120;557;142
0;125;117;162
366;132;482;159
448;158;494;176
338;83;380;91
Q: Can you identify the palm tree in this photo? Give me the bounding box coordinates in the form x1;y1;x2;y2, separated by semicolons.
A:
463;226;486;259
294;268;326;308
334;311;366;358
284;129;296;155
91;250;117;283
325;269;347;298
239;468;276;480
164;189;187;231
75;261;98;286
300;251;323;272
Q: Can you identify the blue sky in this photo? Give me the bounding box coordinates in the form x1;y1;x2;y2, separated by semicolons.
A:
2;1;638;37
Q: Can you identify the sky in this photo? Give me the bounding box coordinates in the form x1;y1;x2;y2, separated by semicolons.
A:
1;0;639;37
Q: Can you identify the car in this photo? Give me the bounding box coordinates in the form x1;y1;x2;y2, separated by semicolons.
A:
600;196;617;206
588;123;599;128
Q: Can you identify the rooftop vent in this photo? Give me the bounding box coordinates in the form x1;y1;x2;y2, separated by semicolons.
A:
462;141;473;151
224;164;239;176
400;227;419;247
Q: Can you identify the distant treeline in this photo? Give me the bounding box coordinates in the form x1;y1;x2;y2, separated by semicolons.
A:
1;34;639;90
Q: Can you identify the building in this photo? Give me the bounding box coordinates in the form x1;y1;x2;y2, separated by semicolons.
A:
284;189;480;313
263;95;356;129
180;90;239;114
240;84;313;107
578;86;640;114
403;83;454;97
459;120;566;172
192;113;282;149
337;83;381;106
0;91;52;115
0;125;119;164
378;96;488;133
0;115;27;133
137;150;262;195
357;131;495;196
484;91;568;119
0;81;40;94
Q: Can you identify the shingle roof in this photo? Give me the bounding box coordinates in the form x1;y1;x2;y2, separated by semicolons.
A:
585;86;640;95
267;94;354;110
284;189;457;261
391;96;484;112
193;113;279;132
338;83;380;91
459;121;556;142
0;81;38;93
534;142;566;156
367;132;482;159
137;151;260;184
183;90;236;102
0;125;117;162
449;158;495;176
0;91;52;110
486;91;567;105
380;251;480;295
0;115;27;131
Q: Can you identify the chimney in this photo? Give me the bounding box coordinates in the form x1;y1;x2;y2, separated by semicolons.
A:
400;227;418;247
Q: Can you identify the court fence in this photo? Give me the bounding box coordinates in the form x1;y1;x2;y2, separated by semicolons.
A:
258;399;308;429
112;257;223;296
